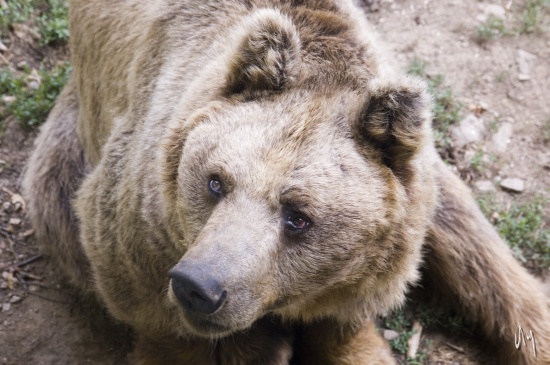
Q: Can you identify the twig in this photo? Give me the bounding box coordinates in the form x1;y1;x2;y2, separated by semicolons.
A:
445;342;465;353
15;254;42;268
27;291;67;304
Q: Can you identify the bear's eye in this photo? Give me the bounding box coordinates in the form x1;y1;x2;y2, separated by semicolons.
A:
209;177;223;197
284;210;311;235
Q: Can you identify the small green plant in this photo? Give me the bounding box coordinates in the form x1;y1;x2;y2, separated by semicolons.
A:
384;307;414;355
477;16;508;42
0;0;37;33
38;0;69;45
0;0;69;45
521;0;550;34
469;149;484;172
0;63;71;130
407;58;462;159
407;58;426;78
478;196;550;269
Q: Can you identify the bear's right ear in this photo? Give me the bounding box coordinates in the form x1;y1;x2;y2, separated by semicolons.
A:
223;9;301;95
354;77;433;178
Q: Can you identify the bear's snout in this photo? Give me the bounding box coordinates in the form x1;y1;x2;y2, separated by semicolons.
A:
168;263;227;315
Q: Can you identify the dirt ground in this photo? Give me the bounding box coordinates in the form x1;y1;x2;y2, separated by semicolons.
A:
1;0;549;364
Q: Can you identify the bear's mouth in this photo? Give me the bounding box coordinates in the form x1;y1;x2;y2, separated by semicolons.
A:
181;313;234;337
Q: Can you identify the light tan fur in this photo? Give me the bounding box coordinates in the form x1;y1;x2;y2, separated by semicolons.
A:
22;0;550;364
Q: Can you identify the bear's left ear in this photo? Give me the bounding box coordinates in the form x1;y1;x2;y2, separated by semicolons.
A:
223;9;301;95
354;77;433;175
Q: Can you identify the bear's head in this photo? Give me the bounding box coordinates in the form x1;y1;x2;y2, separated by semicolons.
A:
162;8;437;338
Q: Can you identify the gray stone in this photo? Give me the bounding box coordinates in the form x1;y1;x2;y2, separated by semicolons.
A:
383;329;400;341
491;122;513;153
517;50;536;82
9;296;21;304
476;4;506;22
452;114;485;148
2;303;11;312
500;178;525;193
475;180;494;192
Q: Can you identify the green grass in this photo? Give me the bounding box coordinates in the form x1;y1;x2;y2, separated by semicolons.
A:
0;63;71;130
0;0;69;132
384;305;466;364
478;195;550;269
0;0;69;45
408;58;462;158
476;16;509;43
521;0;550;34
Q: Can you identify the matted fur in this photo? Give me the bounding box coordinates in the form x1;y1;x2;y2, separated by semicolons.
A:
22;0;550;364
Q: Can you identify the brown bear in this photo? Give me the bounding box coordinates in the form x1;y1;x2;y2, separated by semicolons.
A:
22;0;550;364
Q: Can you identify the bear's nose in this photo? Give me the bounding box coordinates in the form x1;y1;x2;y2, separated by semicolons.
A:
168;264;227;315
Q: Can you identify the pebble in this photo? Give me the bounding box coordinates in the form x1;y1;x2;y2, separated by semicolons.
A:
491;122;513;153
500;178;525;193
474;180;494;192
2;303;11;312
452;114;486;148
1;95;16;104
9;296;22;304
0;40;7;52
517;50;536;82
476;3;506;22
2;202;10;211
0;281;7;289
8;218;21;226
383;329;400;340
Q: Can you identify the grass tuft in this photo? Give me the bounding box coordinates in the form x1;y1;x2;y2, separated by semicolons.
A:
0;63;71;130
476;16;508;43
521;0;550;34
478;195;550;270
0;0;69;45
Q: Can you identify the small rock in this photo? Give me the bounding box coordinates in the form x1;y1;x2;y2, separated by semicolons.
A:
452;114;486;148
10;193;25;211
476;3;506;22
0;281;7;289
491;122;513;153
475;180;494;192
1;95;16;104
383;329;400;340
0;40;7;52
9;296;22;304
517;50;536;81
500;178;525;193
407;321;423;358
28;285;39;292
8;218;21;226
2;303;11;312
2;201;10;211
17;60;27;69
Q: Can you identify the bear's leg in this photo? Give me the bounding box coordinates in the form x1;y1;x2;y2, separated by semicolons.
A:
291;319;395;365
22;80;92;292
425;158;550;364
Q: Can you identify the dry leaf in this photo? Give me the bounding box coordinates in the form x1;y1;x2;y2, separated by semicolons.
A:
406;321;423;358
11;193;26;212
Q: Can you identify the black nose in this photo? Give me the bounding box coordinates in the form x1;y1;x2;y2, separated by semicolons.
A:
168;264;227;315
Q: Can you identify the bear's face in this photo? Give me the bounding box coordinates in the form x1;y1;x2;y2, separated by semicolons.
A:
162;8;435;338
166;90;428;337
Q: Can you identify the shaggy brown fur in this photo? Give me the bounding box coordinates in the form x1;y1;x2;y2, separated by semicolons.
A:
22;0;549;364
